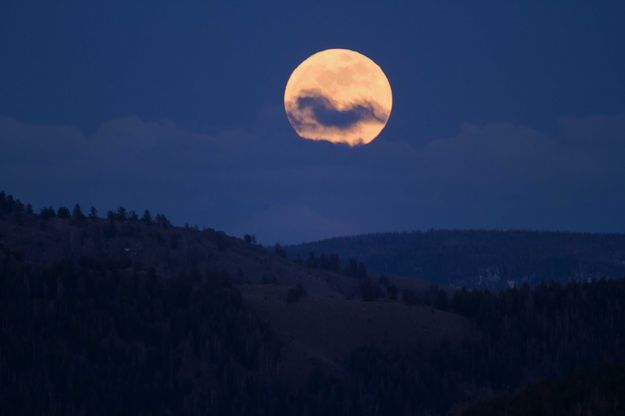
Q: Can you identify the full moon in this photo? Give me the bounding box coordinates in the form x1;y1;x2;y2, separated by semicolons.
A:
284;49;393;146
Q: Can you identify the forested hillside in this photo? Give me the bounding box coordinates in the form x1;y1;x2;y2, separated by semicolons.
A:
2;191;625;415
287;230;625;288
0;254;286;415
460;364;625;416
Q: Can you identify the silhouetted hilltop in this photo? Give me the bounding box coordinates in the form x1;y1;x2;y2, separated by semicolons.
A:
287;230;625;288
0;191;365;298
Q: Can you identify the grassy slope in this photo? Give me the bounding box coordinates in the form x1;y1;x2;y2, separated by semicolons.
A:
241;284;472;384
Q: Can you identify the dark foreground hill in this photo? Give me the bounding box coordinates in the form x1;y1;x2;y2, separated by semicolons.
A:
287;230;625;288
460;364;625;416
2;191;625;415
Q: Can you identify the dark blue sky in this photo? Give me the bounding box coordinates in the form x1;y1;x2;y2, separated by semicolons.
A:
2;1;625;243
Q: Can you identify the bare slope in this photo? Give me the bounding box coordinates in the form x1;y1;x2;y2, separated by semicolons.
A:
241;284;472;383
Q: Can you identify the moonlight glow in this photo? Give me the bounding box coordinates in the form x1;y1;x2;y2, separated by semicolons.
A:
284;49;393;146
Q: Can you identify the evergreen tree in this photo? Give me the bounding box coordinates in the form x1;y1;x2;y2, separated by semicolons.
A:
141;209;152;223
306;252;318;268
116;207;127;221
72;203;85;220
155;213;170;227
57;207;71;218
274;243;287;258
40;206;56;219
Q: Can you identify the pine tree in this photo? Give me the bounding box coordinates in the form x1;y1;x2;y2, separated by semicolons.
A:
57;207;71;218
72;204;85;220
141;210;152;224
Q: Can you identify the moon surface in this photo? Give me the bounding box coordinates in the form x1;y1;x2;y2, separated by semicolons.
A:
284;49;392;146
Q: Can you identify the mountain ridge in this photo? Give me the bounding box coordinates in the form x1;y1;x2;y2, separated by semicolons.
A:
287;229;625;288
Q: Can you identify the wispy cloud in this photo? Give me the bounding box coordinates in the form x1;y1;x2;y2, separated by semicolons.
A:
1;113;625;243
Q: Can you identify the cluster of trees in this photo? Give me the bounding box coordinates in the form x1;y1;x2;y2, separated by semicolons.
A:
273;243;287;258
105;207;171;227
293;251;392;302
296;251;369;279
343;277;625;415
243;234;257;244
461;364;625;416
0;252;290;415
1;191;171;227
349;274;400;302
0;191;31;215
0;244;454;416
39;204;95;220
448;279;625;385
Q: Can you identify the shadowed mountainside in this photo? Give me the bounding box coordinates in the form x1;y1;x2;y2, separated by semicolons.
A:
458;364;625;416
3;191;625;415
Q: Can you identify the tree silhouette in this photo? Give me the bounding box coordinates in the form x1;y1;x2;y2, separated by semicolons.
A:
141;209;152;223
155;213;170;227
57;206;70;218
72;203;85;220
116;206;127;221
39;207;56;219
274;243;287;258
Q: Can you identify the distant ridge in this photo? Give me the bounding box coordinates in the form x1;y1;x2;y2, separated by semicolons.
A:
287;229;625;288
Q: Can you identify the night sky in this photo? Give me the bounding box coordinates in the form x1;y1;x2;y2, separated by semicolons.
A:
2;1;625;243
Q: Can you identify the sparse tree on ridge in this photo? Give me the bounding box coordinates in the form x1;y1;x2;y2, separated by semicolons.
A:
141;210;152;224
72;204;85;220
116;207;127;221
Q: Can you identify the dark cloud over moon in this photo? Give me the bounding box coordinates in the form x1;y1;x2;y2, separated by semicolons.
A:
286;88;389;137
293;92;388;131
